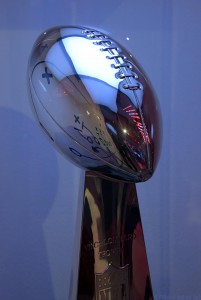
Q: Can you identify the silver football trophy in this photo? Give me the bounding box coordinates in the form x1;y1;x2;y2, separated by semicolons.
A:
28;26;161;299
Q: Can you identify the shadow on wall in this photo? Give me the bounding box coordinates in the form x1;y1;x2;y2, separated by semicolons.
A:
0;107;58;300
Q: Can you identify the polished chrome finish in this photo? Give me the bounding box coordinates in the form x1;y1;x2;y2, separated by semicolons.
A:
28;25;161;183
28;25;161;300
77;172;153;300
123;83;140;90
106;54;126;60
100;46;118;51
93;40;112;46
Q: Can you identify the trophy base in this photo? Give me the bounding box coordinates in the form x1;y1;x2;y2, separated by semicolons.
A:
77;171;154;300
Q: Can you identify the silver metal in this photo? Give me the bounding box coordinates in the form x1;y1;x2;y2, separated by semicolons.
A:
28;25;161;299
78;172;153;300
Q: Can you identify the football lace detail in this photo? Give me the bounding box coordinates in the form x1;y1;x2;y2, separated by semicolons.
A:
84;29;141;90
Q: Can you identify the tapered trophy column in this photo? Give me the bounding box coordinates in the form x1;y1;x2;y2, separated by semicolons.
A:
28;26;161;299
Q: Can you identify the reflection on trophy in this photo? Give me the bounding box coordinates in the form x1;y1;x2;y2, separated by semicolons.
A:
28;26;161;299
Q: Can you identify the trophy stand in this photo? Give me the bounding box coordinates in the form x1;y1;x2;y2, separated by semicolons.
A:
77;171;153;300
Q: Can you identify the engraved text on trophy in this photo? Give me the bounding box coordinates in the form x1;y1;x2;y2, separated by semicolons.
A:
95;264;129;300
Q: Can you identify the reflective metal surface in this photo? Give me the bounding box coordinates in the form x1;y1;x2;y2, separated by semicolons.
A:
28;26;161;182
28;25;161;300
78;172;153;300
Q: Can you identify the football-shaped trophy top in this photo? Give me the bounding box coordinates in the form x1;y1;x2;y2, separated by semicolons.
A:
28;26;161;182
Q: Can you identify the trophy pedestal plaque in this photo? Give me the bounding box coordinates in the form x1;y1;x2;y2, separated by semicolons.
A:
77;172;153;300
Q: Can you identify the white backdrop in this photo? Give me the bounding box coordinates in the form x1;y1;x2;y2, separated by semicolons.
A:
0;0;201;299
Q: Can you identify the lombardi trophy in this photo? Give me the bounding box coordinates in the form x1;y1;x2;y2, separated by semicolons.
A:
28;26;161;299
